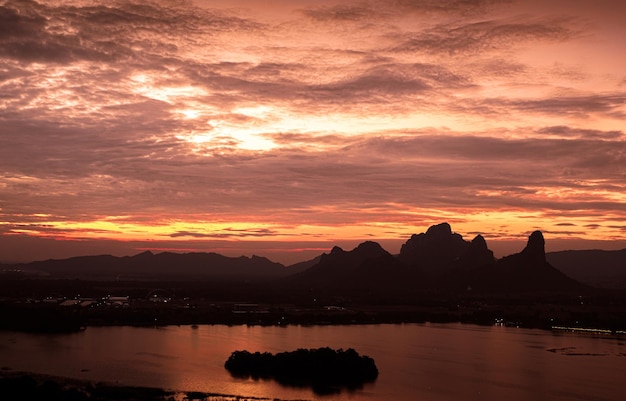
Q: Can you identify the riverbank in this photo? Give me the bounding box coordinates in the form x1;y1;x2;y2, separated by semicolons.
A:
0;370;302;401
2;277;626;334
3;297;626;334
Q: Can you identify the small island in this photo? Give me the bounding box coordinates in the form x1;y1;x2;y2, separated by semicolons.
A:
225;347;379;394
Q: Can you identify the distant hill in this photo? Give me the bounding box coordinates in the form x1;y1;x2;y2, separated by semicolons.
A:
284;241;396;288
286;254;323;275
278;241;416;301
7;251;289;282
547;249;626;289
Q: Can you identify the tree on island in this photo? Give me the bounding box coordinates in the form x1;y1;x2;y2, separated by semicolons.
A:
224;347;378;394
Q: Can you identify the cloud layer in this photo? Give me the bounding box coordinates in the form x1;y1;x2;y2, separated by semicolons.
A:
1;0;625;263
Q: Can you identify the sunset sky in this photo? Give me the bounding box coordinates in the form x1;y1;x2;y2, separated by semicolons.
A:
1;0;625;264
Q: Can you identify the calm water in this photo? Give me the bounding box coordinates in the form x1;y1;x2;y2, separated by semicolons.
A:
1;323;625;400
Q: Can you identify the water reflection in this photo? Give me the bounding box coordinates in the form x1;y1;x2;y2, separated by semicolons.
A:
1;324;625;401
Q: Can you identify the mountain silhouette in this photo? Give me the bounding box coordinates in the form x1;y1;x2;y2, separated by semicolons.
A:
461;231;586;293
2;224;607;293
284;241;392;287
282;226;586;296
397;223;496;279
399;222;470;270
547;248;626;289
459;235;495;268
11;252;288;281
279;241;417;301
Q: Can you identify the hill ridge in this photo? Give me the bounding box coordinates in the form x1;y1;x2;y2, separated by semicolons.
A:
3;223;625;289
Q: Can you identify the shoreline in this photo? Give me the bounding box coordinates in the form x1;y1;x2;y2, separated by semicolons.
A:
3;318;625;341
3;303;626;336
0;370;303;401
2;276;626;334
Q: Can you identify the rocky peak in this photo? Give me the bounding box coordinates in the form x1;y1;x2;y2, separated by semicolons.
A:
460;234;495;267
355;241;387;256
520;231;546;263
308;241;391;279
330;246;345;255
319;246;346;263
399;222;470;268
471;234;488;249
425;222;453;238
320;242;387;265
132;250;154;259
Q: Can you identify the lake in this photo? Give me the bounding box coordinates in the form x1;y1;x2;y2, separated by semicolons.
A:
1;323;625;400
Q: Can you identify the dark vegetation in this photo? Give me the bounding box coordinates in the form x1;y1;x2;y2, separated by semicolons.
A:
0;371;282;401
225;347;378;394
0;373;172;401
0;304;85;333
3;288;626;333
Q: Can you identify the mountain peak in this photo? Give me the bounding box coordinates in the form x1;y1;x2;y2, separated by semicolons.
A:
355;241;386;254
491;230;586;292
471;234;488;248
425;222;453;237
460;234;495;267
399;222;470;268
521;230;546;263
132;250;154;258
330;246;345;255
285;240;397;290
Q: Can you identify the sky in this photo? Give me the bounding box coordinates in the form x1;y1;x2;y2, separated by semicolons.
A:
1;0;625;265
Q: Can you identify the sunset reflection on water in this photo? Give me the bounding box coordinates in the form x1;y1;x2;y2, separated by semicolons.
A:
1;324;625;400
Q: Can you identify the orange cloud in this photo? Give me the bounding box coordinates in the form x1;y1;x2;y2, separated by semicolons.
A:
1;0;625;263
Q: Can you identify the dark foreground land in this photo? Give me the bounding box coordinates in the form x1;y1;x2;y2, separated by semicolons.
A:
0;370;279;401
1;278;626;333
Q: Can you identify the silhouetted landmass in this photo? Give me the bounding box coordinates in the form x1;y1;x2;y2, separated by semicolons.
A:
3;223;625;291
283;254;322;275
4;251;288;281
451;231;587;293
460;234;496;268
547;249;626;289
1;277;626;332
225;347;378;394
0;304;85;333
0;371;283;401
0;372;172;401
280;241;413;294
399;222;475;269
3;223;626;333
281;228;585;296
